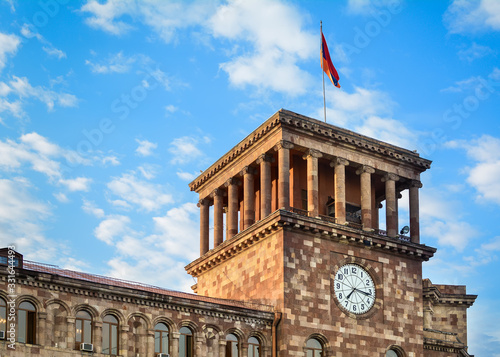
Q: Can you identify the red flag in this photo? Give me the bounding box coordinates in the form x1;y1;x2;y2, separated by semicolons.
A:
321;33;340;88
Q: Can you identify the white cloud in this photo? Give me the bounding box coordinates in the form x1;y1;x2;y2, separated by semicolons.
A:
81;0;135;35
81;0;216;42
176;170;199;181
346;0;402;15
209;0;316;95
59;177;92;192
54;192;69;203
107;171;174;211
419;188;478;252
444;0;500;34
135;139;157;157
313;86;418;148
446;135;500;205
0;177;55;259
94;215;130;245
0;76;78;114
0;32;20;72
82;200;105;218
457;42;495;62
85;51;141;74
42;46;67;59
168;136;204;164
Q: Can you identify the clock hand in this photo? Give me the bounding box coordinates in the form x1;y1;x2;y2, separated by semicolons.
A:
346;289;355;299
356;289;372;297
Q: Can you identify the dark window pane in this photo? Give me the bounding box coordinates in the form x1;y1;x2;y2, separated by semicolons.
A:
18;310;26;343
155;331;160;353
76;320;82;343
83;319;92;344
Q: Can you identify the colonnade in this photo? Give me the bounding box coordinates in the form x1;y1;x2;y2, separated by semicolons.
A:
198;140;422;256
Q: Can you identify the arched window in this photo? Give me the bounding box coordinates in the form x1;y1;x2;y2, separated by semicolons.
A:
154;322;169;355
75;310;92;349
386;351;399;357
248;336;260;357
305;338;323;357
102;314;119;356
179;326;193;357
386;347;405;357
226;333;239;357
0;298;6;339
18;301;36;344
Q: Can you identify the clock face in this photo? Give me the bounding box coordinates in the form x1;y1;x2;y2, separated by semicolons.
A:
333;264;375;314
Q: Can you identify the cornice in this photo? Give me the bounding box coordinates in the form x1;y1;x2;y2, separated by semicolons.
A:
189;109;432;193
423;285;477;307
0;272;274;325
185;210;436;278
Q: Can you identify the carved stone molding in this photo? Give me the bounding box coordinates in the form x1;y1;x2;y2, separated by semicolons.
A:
302;149;323;160
197;198;210;207
356;165;375;175
381;173;400;182
410;180;423;189
330;157;349;167
273;140;294;151
224;177;241;187
240;165;257;176
256;153;275;164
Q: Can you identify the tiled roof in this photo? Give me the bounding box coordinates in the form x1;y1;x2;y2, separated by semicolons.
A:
23;260;275;313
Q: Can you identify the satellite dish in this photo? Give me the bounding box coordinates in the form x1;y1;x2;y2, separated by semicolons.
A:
400;226;410;235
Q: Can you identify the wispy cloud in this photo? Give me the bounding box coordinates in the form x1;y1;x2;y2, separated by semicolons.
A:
135;139;157;157
444;0;500;34
0;31;20;72
168;136;205;165
85;51;143;74
107;171;174;212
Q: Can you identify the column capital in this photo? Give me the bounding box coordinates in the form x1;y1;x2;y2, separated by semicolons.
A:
382;173;399;182
210;187;226;198
302;148;323;160
330;157;349;167
256;153;275;164
273;140;294;151
410;179;423;189
224;177;241;187
240;165;257;176
197;198;210;207
356;165;375;175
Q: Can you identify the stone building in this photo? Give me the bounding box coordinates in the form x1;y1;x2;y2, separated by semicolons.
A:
0;109;476;356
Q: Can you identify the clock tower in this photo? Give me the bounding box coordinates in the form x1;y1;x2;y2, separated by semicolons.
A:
186;109;438;356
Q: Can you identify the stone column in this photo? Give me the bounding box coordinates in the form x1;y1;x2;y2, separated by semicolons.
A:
212;188;224;247
218;339;227;357
382;173;399;238
146;329;155;356
198;198;210;256
274;140;294;210
37;312;47;346
303;149;322;217
257;153;273;218
94;321;102;354
356;165;375;231
225;178;240;240
241;342;249;357
331;158;349;224
195;335;205;357
171;332;180;357
409;180;423;244
119;325;129;357
241;166;256;230
66;316;76;350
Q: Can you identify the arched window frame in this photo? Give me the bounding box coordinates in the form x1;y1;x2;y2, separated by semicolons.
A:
75;309;93;349
226;333;240;357
154;322;169;355
179;326;193;357
305;337;324;357
248;336;261;357
18;301;36;344
102;314;119;356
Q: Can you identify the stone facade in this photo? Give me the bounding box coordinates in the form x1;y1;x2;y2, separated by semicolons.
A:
0;109;477;357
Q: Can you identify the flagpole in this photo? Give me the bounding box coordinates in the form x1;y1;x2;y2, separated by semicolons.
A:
321;21;326;123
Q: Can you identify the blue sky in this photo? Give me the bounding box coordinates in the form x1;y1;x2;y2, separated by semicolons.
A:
0;0;499;354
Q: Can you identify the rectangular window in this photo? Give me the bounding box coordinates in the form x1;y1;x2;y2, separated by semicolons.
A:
18;310;26;343
301;189;308;210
